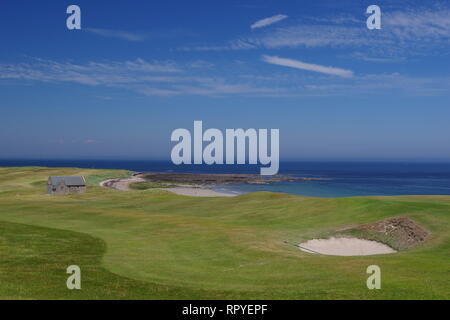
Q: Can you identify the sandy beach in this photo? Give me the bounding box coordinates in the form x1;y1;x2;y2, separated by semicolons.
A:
100;173;236;197
99;174;145;191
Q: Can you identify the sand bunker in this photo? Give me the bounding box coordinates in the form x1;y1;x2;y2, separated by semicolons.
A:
299;237;396;256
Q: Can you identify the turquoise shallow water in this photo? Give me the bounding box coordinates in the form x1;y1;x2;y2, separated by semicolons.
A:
1;160;450;197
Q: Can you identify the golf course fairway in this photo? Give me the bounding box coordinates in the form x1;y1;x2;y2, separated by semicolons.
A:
0;166;449;299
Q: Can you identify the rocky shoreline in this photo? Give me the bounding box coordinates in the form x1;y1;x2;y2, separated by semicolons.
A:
138;172;326;185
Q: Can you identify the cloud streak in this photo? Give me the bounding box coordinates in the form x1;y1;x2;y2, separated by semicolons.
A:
251;14;288;29
1;54;449;98
85;28;147;42
262;55;354;78
257;7;450;57
0;57;281;97
180;6;450;60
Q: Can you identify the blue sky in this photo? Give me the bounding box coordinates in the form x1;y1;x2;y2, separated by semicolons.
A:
0;0;449;160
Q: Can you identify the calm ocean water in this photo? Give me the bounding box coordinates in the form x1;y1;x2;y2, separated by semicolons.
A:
1;159;450;197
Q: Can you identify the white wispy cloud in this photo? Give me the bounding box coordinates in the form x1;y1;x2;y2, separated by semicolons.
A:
262;55;354;78
385;8;450;39
308;14;362;25
249;25;368;48
178;39;256;52
254;7;450;55
0;58;182;91
0;57;281;97
250;14;288;29
180;6;450;60
1;57;448;97
0;57;181;84
347;52;403;63
189;60;215;69
85;28;147;41
303;73;450;96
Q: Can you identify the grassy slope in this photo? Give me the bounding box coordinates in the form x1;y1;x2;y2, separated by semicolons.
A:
0;166;449;299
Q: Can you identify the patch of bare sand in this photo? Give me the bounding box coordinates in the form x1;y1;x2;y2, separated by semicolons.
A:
299;237;396;256
99;174;145;191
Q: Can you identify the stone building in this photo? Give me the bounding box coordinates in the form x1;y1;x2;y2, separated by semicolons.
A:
47;176;86;195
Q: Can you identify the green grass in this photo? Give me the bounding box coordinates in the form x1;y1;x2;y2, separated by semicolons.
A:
0;166;449;299
129;181;178;190
84;170;133;186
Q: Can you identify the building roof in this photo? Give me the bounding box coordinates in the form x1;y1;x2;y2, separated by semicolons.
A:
48;176;86;187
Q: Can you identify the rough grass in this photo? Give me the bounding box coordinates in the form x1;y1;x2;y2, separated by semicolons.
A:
0;166;449;299
129;181;178;190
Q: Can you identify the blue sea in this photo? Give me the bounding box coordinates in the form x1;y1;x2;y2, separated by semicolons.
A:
1;159;450;197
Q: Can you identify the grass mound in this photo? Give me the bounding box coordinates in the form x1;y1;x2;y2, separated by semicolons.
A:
337;216;429;251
